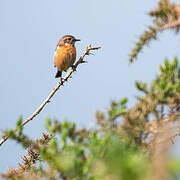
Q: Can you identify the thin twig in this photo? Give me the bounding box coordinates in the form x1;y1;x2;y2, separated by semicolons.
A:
0;45;101;146
157;18;180;31
156;132;180;145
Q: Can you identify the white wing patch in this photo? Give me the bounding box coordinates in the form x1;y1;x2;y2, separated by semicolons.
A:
54;46;60;57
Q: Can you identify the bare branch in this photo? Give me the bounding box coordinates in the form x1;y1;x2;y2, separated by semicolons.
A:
157;18;180;30
156;132;180;145
0;45;101;146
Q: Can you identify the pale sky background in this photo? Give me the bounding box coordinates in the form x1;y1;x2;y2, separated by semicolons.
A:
0;0;180;173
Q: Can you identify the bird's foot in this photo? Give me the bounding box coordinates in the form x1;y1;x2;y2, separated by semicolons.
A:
81;61;87;64
71;65;76;71
60;77;64;85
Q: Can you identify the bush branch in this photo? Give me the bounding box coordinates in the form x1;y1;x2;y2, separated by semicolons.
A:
157;18;180;30
156;132;180;145
0;45;101;146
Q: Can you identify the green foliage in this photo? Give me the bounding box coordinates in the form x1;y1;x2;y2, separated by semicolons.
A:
156;58;180;97
16;116;23;136
109;98;128;121
168;160;180;180
18;118;150;180
88;133;148;180
135;81;148;93
129;26;157;63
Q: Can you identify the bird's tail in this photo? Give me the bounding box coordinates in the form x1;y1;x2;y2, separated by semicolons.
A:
55;70;62;78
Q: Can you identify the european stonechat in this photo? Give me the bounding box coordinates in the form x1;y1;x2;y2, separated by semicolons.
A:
54;35;80;78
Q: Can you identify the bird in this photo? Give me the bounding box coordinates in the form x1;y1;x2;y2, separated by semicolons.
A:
54;35;80;78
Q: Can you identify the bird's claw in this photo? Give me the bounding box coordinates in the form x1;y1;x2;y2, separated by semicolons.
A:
71;65;76;71
60;78;64;85
87;52;94;56
81;61;87;64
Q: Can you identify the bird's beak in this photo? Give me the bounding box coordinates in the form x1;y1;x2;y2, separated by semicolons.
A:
75;39;81;41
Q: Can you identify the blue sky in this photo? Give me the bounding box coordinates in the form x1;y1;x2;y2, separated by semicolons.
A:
0;0;179;172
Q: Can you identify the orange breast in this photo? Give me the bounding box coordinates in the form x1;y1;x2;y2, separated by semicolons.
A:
54;46;76;71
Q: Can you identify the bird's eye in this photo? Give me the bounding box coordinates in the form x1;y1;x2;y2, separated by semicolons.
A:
68;38;71;41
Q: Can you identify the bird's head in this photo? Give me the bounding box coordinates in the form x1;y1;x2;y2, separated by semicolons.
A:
58;35;80;46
